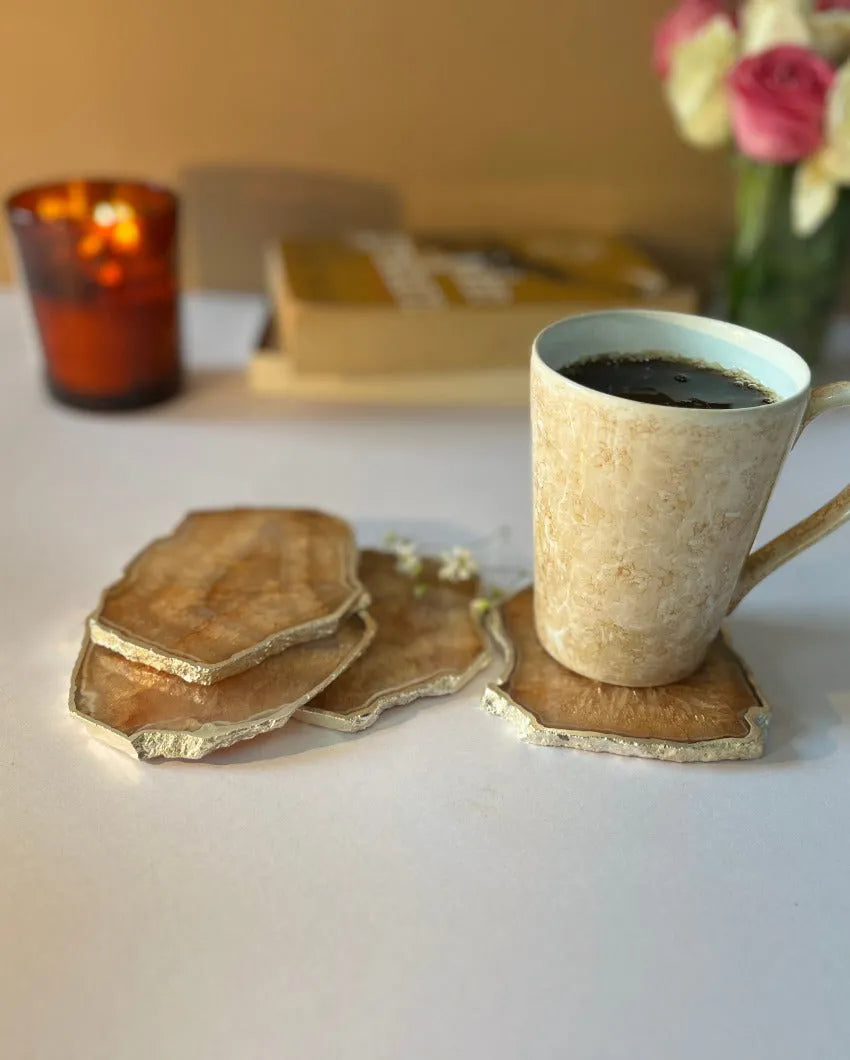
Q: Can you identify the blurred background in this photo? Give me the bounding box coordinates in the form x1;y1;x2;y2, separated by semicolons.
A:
1;0;729;291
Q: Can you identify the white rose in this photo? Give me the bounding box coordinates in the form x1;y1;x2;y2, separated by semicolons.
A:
793;60;850;234
740;0;812;55
665;15;738;148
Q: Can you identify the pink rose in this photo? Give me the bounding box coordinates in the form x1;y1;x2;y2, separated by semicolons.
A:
728;45;835;163
653;0;729;78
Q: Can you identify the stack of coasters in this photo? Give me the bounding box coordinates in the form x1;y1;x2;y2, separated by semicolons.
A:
70;509;491;760
68;514;772;764
482;588;770;763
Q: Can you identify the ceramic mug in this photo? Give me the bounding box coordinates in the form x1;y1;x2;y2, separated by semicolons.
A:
531;309;850;687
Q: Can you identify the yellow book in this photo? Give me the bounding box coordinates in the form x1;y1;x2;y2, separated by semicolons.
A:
267;231;697;376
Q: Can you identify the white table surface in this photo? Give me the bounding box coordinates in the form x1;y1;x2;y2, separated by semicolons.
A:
2;288;849;1060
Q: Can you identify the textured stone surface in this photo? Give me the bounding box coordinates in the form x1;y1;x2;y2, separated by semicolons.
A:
71;614;374;760
483;588;769;762
297;550;489;731
531;352;806;685
89;508;367;684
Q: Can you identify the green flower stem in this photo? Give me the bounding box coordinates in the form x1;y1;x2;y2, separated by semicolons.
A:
733;158;783;262
725;153;850;365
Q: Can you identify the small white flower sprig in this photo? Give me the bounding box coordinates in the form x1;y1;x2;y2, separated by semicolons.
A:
387;535;423;579
384;533;482;598
384;533;426;596
383;533;515;614
437;545;479;583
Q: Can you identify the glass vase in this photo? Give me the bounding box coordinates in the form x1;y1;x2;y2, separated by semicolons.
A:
725;157;850;366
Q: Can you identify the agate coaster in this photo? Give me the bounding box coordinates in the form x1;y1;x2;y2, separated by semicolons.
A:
296;550;490;732
89;508;367;684
483;588;769;763
71;613;375;760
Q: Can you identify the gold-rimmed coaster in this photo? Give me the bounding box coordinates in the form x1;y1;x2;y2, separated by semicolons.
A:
483;588;769;763
295;550;491;732
71;613;375;760
89;508;368;685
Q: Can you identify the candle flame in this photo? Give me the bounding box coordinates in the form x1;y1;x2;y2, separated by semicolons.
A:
36;192;138;234
92;202;118;227
111;218;141;251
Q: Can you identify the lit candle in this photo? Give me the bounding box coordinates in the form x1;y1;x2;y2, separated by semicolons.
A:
6;179;181;410
72;199;144;288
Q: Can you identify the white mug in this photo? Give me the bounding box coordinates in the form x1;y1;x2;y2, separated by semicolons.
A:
531;310;850;687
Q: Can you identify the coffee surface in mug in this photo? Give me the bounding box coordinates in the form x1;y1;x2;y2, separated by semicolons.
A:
559;351;775;409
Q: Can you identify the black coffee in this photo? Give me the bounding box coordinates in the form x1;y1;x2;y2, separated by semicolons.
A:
559;351;775;410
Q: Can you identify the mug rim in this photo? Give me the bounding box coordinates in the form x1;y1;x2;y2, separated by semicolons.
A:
532;308;811;417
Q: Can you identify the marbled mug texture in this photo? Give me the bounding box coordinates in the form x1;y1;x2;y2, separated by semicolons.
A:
531;312;811;687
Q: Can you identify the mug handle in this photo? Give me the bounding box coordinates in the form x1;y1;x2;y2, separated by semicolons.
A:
728;381;850;612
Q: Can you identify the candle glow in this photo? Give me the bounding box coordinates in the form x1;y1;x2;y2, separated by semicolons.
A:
7;178;180;410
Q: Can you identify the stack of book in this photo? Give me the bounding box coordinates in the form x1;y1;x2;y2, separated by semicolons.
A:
251;230;697;405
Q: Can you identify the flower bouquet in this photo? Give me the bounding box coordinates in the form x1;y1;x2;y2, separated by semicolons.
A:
654;0;850;362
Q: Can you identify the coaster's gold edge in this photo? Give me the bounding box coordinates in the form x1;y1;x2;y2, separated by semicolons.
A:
69;613;377;761
295;603;493;733
88;507;368;685
295;648;491;733
88;584;370;686
481;683;768;762
482;603;516;682
481;612;770;763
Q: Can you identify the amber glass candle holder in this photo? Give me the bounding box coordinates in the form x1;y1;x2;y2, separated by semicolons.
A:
6;179;181;410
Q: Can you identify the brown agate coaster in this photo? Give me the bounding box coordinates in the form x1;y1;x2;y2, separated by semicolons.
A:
88;508;367;684
71;613;375;760
483;588;769;763
296;550;491;732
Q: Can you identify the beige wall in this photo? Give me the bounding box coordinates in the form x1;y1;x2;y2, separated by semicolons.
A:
2;0;732;289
